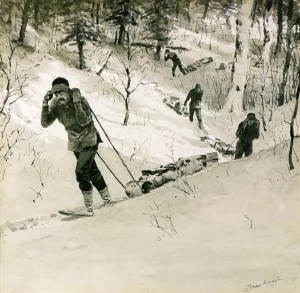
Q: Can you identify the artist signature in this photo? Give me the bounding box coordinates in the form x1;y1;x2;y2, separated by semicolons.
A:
243;276;284;291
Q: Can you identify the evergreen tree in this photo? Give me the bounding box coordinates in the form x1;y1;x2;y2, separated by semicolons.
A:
18;0;33;43
0;0;14;25
104;0;139;45
32;0;63;29
59;1;101;69
141;0;173;60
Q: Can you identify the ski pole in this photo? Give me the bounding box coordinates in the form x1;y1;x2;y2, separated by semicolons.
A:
89;107;138;185
224;137;237;155
96;153;126;189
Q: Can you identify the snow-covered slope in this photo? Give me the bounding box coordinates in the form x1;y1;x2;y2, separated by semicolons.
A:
1;28;298;223
0;17;236;223
1;2;300;291
1;139;299;293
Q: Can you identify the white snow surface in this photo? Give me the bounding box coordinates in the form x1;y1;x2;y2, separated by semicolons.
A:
1;1;300;292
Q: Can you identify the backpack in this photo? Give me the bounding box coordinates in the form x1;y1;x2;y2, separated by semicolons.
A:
169;52;179;62
236;117;260;141
189;88;203;108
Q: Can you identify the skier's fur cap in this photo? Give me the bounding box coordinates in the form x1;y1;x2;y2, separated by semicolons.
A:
52;77;69;87
247;113;256;117
51;83;72;94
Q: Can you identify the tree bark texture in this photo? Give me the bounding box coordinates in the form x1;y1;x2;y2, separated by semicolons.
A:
118;24;125;44
288;70;299;170
202;0;209;19
275;0;283;53
278;0;294;106
18;0;32;43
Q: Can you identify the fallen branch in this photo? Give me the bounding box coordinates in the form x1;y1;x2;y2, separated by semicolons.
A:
96;51;113;76
130;43;190;52
244;214;253;228
131;42;154;49
166;45;190;51
150;214;173;237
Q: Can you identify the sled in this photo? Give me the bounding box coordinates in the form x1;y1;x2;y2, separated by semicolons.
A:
184;57;214;73
125;152;219;198
163;96;189;116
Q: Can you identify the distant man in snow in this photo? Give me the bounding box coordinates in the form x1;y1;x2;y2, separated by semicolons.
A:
235;113;260;160
184;83;204;129
164;49;187;77
41;77;112;216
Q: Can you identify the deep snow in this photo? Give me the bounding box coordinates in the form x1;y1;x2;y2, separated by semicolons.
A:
1;1;300;292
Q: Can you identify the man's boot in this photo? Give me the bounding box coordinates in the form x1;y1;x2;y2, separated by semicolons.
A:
82;190;94;216
99;186;112;206
199;118;204;130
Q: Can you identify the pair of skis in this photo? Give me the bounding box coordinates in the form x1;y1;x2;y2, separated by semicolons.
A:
58;198;128;217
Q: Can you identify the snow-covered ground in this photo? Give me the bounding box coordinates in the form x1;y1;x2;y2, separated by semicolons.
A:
1;1;300;292
1;139;299;293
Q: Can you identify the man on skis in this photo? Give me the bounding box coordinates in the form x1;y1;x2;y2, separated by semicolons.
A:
41;77;112;216
235;113;260;159
164;49;187;77
184;83;204;129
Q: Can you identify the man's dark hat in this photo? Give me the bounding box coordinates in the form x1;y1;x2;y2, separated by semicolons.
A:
52;77;69;87
51;77;71;94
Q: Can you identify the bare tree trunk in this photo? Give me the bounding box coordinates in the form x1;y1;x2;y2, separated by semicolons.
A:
185;0;191;23
275;0;283;53
288;70;300;170
202;0;209;19
262;10;270;47
6;1;13;25
33;0;40;29
96;0;100;31
124;99;129;126
96;51;112;76
225;0;252;114
260;63;267;131
278;0;294;106
231;18;241;81
230;59;235;82
18;0;32;43
76;35;85;70
91;0;95;20
175;0;179;19
251;0;258;27
295;25;299;43
124;41;131;125
118;24;125;44
155;44;161;60
114;31;118;44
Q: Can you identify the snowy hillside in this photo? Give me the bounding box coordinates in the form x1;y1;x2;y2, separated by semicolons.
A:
1;0;300;292
1;17;299;222
1;138;300;293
